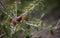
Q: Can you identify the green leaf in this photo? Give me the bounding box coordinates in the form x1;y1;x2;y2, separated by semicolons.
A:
26;25;31;29
26;35;30;38
3;25;12;38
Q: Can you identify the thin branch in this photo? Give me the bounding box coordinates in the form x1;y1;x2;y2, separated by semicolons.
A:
0;7;13;19
20;2;40;16
25;22;37;27
0;1;13;19
20;27;25;32
53;20;60;30
0;1;9;13
40;13;45;19
29;2;39;11
0;33;6;38
13;2;17;18
56;20;60;26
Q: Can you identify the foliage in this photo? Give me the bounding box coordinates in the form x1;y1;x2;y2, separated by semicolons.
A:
0;0;60;38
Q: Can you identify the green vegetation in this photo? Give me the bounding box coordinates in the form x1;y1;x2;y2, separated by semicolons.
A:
0;0;60;38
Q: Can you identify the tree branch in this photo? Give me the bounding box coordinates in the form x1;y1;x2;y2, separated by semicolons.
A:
0;33;6;38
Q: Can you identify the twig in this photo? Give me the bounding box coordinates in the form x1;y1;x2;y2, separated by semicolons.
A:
21;27;25;32
13;2;17;18
0;33;6;38
40;13;45;19
25;22;37;27
0;1;13;19
53;20;60;30
20;2;40;16
56;20;60;26
0;8;13;19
